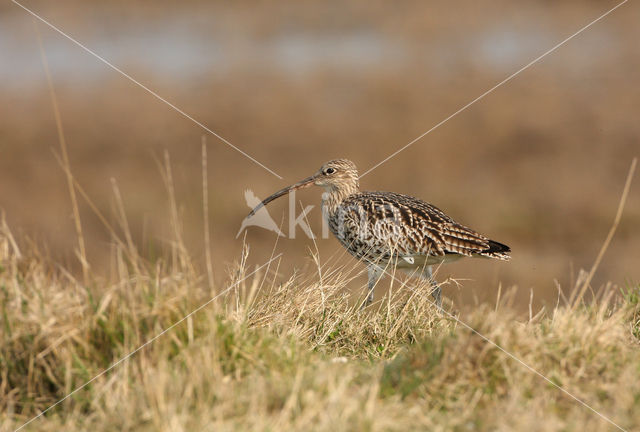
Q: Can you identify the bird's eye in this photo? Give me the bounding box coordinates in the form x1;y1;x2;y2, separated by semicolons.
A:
324;167;336;175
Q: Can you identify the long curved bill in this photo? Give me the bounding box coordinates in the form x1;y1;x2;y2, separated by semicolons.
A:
247;174;318;218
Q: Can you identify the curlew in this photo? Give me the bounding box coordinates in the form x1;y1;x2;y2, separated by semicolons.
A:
247;159;510;308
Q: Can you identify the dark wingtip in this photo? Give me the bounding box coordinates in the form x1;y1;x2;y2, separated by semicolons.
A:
486;240;511;254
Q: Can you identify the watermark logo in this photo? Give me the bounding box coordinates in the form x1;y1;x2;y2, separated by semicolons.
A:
236;189;285;238
237;189;319;239
236;189;322;239
238;189;405;242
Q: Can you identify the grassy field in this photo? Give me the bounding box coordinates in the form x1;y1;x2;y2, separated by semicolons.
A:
2;2;639;431
1;216;639;432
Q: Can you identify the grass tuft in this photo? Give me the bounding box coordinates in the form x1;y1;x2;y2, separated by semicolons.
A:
1;225;639;431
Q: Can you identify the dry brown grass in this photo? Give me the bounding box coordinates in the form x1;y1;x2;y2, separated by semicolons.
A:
1;215;639;431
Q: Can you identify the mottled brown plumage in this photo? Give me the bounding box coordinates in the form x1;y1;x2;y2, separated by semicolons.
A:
248;159;510;308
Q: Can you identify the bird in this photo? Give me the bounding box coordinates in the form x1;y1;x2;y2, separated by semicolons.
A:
247;159;510;309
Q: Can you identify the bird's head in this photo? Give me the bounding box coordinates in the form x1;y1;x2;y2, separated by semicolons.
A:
246;159;359;218
313;159;359;191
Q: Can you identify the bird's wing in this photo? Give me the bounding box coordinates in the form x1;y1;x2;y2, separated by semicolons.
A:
345;192;508;259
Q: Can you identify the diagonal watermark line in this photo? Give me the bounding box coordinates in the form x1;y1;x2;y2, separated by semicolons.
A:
12;0;283;180
13;253;283;432
361;0;629;178
374;266;628;432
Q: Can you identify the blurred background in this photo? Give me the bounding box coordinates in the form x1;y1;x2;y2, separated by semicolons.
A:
1;0;638;310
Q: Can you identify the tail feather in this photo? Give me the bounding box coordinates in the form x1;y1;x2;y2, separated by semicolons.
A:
482;240;511;260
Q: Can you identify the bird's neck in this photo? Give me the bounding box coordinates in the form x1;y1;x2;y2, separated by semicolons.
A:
321;184;359;215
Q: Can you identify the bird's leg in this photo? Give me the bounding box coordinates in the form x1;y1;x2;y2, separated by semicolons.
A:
423;266;442;310
364;265;384;308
